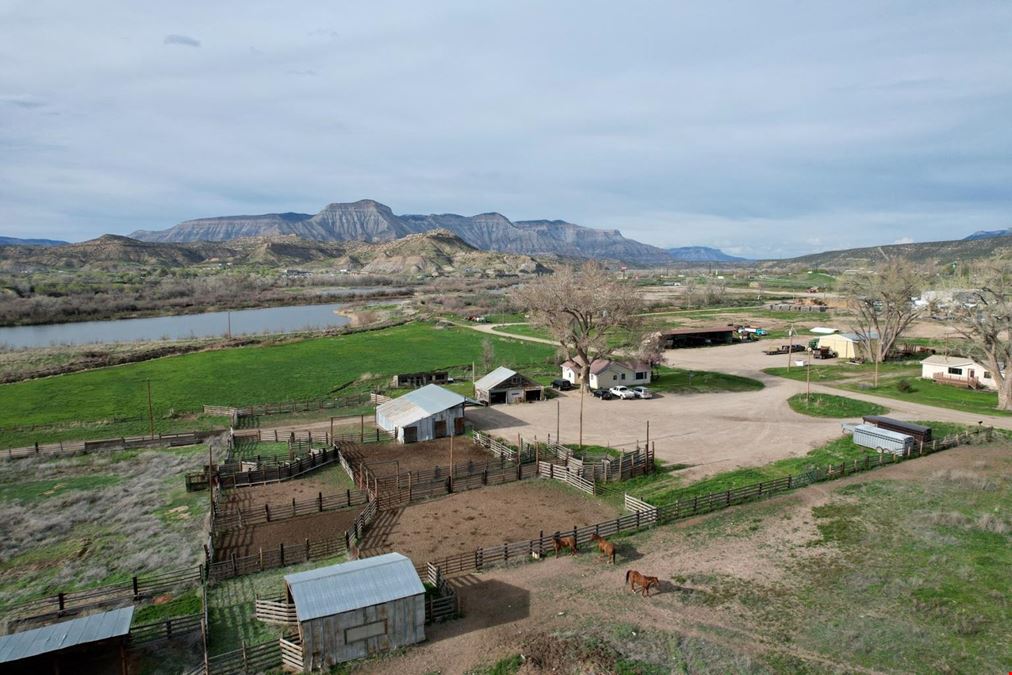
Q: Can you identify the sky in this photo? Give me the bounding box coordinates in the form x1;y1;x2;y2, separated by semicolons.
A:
1;1;1011;258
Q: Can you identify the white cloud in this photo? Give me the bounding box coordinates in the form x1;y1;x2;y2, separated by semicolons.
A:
163;34;200;47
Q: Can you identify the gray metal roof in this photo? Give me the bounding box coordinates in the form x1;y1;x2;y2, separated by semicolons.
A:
0;606;133;664
376;384;469;428
285;553;424;622
474;366;517;391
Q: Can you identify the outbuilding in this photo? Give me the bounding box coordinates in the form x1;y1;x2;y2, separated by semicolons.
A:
817;332;879;360
561;357;651;390
920;355;997;390
375;384;472;443
0;606;133;675
281;553;425;671
659;326;735;348
473;366;544;405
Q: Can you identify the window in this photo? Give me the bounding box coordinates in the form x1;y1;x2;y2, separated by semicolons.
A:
984;371;992;379
621;373;626;380
947;367;963;376
345;619;388;643
612;374;617;381
635;372;647;380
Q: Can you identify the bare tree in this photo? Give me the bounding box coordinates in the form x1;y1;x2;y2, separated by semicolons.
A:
480;337;496;374
637;331;666;377
952;262;1012;410
511;262;643;390
844;260;924;385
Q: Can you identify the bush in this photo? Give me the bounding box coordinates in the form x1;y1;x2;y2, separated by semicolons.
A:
897;378;915;393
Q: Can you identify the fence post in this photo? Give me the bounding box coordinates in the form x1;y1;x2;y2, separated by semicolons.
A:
58;592;65;614
132;576;139;598
259;548;264;572
787;475;792;489
265;504;271;522
280;543;285;566
306;539;311;561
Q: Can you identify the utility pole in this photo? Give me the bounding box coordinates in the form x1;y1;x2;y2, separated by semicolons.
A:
226;311;232;339
786;322;795;371
578;383;585;449
556;400;560;445
146;380;155;439
807;351;812;404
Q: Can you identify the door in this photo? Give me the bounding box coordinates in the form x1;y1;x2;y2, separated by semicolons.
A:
403;426;418;443
454;416;465;435
434;420;447;438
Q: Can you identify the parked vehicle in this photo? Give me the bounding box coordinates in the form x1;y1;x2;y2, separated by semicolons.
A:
631;386;652;399
609;385;636;399
813;347;837;359
592;388;614;400
551;379;573;391
763;344;806;356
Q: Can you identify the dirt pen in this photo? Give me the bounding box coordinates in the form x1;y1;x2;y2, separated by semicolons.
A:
347;437;495;476
358;480;620;562
214;508;361;559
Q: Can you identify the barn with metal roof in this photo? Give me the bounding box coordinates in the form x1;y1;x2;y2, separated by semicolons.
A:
281;553;425;670
473;366;544;405
0;606;133;674
375;384;474;443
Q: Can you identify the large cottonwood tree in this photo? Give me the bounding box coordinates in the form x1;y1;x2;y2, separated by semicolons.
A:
511;262;642;390
953;262;1012;410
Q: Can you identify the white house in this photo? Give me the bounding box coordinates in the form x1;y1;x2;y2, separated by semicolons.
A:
375;384;473;443
920;355;998;391
560;357;651;390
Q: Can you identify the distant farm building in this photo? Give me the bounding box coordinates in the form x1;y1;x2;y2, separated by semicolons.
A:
561;357;651;390
0;606;133;675
390;371;449;388
281;554;425;671
920;355;998;390
660;326;735;348
376;384;472;443
767;302;828;313
816;332;878;360
473;366;544;404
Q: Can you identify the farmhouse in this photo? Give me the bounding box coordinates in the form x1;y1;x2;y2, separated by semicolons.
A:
660;326;735;348
816;332;878;360
0;606;133;675
280;554;425;671
376;384;471;443
473;366;544;404
920;355;998;390
561;357;651;390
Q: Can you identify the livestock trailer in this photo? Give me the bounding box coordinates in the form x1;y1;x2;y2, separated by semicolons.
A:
862;416;932;443
852;424;914;456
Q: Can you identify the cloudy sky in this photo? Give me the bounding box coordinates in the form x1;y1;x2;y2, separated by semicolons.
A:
2;1;1011;257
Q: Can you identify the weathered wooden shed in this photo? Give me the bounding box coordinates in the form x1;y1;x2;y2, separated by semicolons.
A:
375;384;473;443
0;606;133;675
282;553;425;671
473;366;544;404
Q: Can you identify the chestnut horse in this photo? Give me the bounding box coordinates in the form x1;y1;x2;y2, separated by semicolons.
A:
589;533;615;564
552;534;578;556
625;570;659;597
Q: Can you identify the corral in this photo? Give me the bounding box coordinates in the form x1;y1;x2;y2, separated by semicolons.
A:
346;437;496;476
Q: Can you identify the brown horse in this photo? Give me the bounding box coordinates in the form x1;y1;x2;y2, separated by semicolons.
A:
552;534;578;556
625;570;659;597
590;533;615;564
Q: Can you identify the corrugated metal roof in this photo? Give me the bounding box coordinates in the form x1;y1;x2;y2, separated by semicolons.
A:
376;384;466;428
0;606;133;664
474;366;517;391
285;553;424;622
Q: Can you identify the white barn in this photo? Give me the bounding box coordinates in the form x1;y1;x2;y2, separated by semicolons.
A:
561;357;651;390
920;355;998;390
375;384;470;443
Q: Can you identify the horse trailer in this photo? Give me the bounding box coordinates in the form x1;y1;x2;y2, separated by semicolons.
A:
861;416;932;443
852;424;914;456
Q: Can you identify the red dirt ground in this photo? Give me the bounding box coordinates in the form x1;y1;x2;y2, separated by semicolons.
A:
359;480;621;564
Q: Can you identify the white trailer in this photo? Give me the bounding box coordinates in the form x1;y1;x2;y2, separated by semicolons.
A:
852;424;914;456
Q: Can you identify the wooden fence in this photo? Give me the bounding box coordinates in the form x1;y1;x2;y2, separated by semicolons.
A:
213;489;369;532
203;640;282;675
207;536;349;582
254;598;298;625
280;636;303;672
1;566;202;625
472;430;519;460
424;562;459;623
623;493;658;527
129;613;203;644
4;430;223;461
538;461;596;495
188;444;348;491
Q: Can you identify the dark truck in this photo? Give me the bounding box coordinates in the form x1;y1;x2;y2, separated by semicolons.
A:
763;344;806;356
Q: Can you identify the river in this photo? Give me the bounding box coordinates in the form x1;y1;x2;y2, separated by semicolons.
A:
0;302;352;349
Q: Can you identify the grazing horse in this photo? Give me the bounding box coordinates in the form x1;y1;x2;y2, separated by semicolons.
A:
552;534;578;556
589;533;616;564
625;570;660;597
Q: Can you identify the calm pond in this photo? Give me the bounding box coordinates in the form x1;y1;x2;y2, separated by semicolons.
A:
0;302;351;349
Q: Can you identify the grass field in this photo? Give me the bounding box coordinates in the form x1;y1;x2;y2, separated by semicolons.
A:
651;366;764;394
764;360;921;384
0;444;211;605
0;322;556;448
839;378;1012;417
492;323;552;341
787;393;887;418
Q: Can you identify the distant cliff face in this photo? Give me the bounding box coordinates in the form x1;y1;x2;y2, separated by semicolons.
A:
130;200;674;264
666;246;747;262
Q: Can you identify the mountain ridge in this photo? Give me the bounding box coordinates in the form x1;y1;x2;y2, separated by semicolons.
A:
129;199;674;264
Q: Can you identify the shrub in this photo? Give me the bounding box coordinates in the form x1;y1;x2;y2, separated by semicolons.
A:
897;378;914;393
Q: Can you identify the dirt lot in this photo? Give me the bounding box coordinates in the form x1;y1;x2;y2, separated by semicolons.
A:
219;464;357;511
359;480;620;563
468;339;1012;483
214;508;361;558
349;437;497;476
355;442;1012;674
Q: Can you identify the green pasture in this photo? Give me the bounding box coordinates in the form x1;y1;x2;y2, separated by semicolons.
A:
787;393;888;418
651;366;764;394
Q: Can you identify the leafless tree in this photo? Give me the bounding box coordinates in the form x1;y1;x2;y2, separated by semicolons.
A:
510;262;643;390
952;261;1012;410
637;331;666;377
480;337;496;374
844;260;925;385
